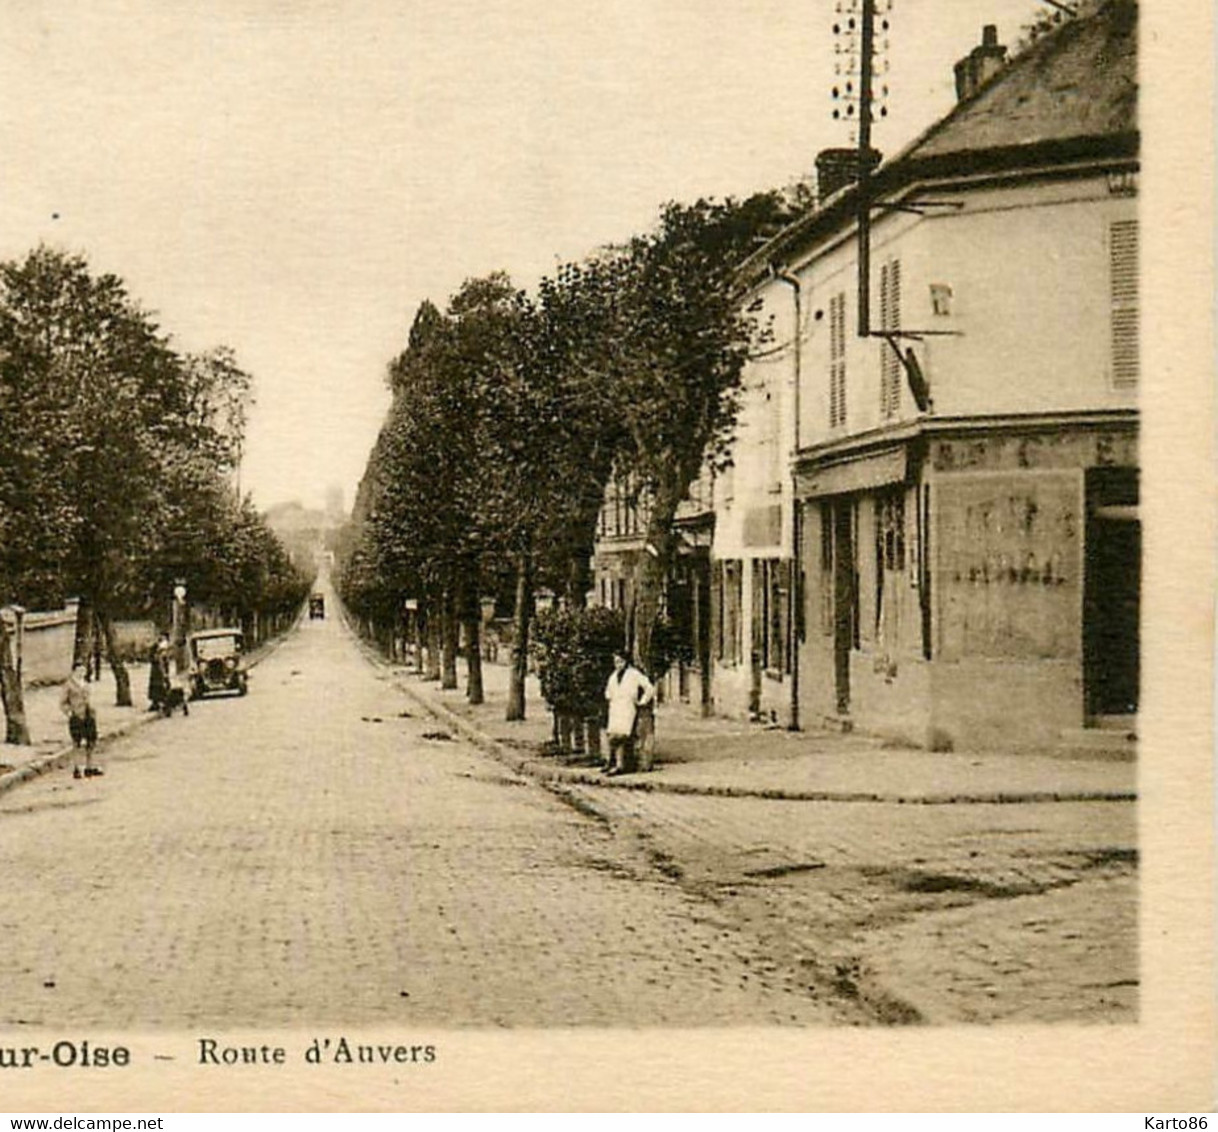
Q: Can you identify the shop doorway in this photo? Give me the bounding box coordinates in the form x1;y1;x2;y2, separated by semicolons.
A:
1083;468;1140;718
832;501;859;715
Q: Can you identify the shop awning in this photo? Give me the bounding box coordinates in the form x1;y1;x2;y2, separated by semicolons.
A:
794;446;907;499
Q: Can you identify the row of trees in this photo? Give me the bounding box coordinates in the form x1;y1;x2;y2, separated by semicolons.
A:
0;246;310;743
337;194;790;719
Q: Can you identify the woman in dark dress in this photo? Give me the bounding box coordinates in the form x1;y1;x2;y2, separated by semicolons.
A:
147;636;170;712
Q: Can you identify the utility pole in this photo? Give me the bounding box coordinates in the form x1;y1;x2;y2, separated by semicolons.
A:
856;0;875;338
831;1;948;411
831;0;888;338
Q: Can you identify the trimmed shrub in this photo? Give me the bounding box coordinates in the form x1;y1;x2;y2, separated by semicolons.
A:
531;605;625;720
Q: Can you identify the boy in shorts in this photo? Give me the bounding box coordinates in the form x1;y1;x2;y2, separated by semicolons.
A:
61;664;101;778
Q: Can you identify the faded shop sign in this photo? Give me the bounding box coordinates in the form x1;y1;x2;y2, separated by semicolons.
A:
935;473;1081;662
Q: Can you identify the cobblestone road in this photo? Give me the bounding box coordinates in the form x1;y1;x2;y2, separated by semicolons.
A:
0;617;851;1029
560;788;1137;1023
0;613;1136;1029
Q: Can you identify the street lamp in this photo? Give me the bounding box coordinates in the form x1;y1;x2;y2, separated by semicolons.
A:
172;580;188;674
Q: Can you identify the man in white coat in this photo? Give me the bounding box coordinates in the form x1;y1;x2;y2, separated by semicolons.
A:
603;650;655;776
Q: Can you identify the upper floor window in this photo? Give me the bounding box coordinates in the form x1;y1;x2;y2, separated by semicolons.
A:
879;258;902;417
1110;219;1138;388
829;292;847;428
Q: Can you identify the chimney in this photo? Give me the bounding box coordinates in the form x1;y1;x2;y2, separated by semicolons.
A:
954;24;1008;102
815;146;882;205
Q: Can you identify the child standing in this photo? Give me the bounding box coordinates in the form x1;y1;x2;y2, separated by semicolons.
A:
61;664;101;778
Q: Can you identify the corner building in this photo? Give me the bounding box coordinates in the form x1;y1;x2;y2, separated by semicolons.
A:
727;2;1139;750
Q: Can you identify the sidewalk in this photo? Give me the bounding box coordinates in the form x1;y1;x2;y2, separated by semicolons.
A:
1;632;1137;805
387;657;1137;805
0;632;293;797
0;663;164;790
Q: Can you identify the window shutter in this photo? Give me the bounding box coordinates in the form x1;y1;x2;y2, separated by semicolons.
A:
829;292;847;428
880;258;901;417
1110;219;1138;388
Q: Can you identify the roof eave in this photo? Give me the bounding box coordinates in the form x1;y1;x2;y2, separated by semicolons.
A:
739;130;1140;287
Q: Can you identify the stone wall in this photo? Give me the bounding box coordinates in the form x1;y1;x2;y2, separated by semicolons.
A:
1;600;79;686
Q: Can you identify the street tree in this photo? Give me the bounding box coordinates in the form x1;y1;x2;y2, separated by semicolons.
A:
0;248;191;705
341;194;785;725
486;261;629;719
0;246;283;742
604;195;784;677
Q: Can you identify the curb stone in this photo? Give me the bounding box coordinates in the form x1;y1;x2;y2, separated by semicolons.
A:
332;615;1138;807
387;672;1135;806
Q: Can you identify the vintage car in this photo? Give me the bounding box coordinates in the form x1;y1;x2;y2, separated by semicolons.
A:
308;593;325;619
187;628;249;698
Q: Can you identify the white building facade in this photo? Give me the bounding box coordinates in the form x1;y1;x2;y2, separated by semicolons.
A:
717;2;1139;749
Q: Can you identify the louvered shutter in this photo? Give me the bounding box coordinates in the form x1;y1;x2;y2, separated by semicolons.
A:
880;259;902;417
1110;219;1138;388
829;292;847;428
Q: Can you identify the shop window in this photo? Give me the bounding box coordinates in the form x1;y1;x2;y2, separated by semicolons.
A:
878;492;906;572
874;492;906;650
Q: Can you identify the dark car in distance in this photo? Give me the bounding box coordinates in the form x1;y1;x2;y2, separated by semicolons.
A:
309;593;325;620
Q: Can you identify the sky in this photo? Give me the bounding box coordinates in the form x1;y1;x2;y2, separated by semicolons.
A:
0;0;1061;513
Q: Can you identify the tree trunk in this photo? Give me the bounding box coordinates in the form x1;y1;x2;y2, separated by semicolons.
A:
0;615;30;745
464;616;483;704
413;608;426;674
566;550;591;609
506;551;533;721
634;703;656;771
96;608;132;707
462;569;484;705
89;609;103;680
440;585;458;690
458;559;483;704
631;477;684;681
565;477;608;608
424;600;441;680
72;594;94;671
585;718;602;761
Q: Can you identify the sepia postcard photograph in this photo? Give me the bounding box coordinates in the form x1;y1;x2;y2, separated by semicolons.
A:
0;0;1211;1114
